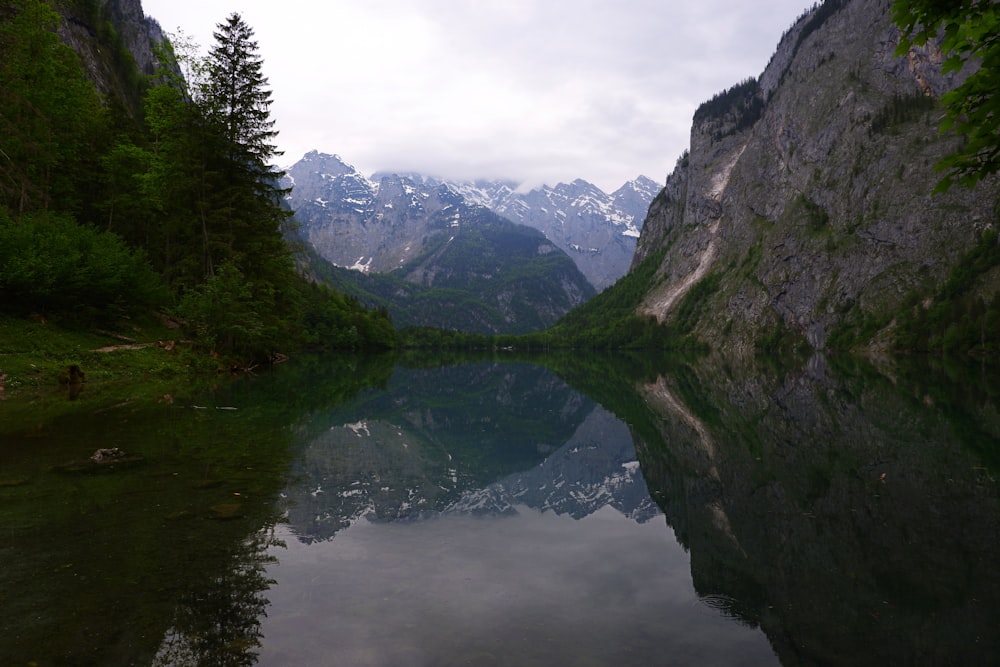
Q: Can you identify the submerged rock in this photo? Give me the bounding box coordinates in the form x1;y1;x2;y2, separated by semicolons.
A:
52;449;144;474
90;447;125;463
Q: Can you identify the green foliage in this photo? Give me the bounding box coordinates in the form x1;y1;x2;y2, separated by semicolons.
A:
398;326;496;350
176;261;274;358
671;273;721;336
548;248;666;347
693;77;764;141
0;4;395;362
827;303;892;351
793;193;830;232
894;228;1000;354
296;282;398;351
0;210;165;320
310;211;593;335
830;227;1000;354
539;251;715;350
755;313;811;361
893;0;1000;191
0;0;107;216
554;249;665;335
394;249;702;352
794;0;849;55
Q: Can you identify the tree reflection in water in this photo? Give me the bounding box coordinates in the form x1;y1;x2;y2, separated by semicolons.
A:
153;527;286;666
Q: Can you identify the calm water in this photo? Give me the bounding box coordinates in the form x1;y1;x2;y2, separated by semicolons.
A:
1;352;998;665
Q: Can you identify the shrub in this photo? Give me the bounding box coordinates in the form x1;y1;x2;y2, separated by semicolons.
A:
0;210;165;319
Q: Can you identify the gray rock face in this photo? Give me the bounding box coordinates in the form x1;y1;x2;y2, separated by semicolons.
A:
443;176;659;291
633;0;999;353
56;0;168;103
286;152;462;273
285;152;596;334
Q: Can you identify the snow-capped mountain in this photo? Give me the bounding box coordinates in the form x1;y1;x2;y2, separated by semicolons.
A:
425;175;661;290
285;151;660;290
285;152;596;334
285;152;465;274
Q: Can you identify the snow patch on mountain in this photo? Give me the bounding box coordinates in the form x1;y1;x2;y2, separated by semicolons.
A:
284;151;662;289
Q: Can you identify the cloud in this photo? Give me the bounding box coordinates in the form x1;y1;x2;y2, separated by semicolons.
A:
143;0;815;191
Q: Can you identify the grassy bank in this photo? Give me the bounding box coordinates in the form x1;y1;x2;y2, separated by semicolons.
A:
0;313;223;409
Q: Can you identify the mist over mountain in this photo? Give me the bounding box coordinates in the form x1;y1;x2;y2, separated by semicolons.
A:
286;152;657;291
415;173;660;290
285;153;596;334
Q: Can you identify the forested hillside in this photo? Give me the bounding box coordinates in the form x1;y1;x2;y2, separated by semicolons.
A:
0;0;396;363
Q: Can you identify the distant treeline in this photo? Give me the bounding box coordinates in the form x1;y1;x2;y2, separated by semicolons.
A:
692;77;764;141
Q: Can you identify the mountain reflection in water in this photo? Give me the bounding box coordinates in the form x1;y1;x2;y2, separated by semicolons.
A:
261;360;775;665
3;353;997;665
259;354;1000;666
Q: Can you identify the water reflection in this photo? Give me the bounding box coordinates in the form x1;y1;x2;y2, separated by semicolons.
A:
3;350;998;665
262;360;776;664
624;353;1000;665
0;353;393;666
280;362;657;542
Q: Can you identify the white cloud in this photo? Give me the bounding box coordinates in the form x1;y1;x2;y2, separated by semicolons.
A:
143;0;815;191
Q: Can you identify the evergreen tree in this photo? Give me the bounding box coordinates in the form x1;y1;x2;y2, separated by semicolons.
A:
199;13;292;286
151;13;300;359
202;13;282;179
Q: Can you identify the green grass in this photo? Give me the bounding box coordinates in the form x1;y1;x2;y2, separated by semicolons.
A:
0;312;222;406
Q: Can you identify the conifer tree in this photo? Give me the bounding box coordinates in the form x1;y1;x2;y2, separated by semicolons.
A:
202;13;284;191
164;13;299;358
198;12;292;283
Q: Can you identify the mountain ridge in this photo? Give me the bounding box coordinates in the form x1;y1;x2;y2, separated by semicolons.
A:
286;151;658;290
286;153;596;334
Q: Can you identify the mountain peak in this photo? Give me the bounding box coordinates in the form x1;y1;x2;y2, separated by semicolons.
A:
298;151;358;175
286;152;661;290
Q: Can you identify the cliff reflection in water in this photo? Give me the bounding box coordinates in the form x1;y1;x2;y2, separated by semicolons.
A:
625;353;1000;665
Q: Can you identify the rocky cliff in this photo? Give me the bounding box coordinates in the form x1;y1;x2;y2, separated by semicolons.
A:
55;0;168;115
633;0;1000;354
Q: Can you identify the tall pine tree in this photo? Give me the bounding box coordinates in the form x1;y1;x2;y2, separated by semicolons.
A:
202;13;282;180
198;13;292;284
173;13;299;359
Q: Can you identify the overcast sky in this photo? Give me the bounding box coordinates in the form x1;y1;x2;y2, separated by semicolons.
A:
142;0;815;192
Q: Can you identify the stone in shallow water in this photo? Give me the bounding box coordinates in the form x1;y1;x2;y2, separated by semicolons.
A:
90;447;124;463
52;451;145;474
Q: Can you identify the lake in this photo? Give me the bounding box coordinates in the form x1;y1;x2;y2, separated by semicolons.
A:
1;351;998;665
